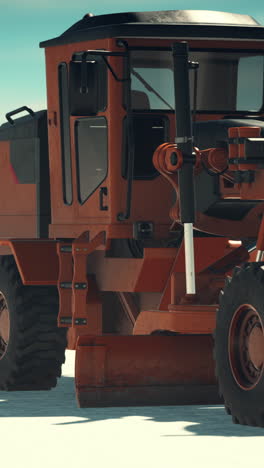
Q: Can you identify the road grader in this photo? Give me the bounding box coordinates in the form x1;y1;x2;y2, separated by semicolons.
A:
0;9;264;427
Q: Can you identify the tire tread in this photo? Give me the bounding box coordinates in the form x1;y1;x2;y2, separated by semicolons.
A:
0;256;67;391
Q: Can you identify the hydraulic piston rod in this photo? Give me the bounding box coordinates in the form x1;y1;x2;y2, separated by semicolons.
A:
172;41;196;294
184;223;196;294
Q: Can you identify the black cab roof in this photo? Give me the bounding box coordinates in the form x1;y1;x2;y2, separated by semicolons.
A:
40;10;264;48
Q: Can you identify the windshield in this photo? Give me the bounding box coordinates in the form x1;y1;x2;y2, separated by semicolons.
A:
130;49;264;113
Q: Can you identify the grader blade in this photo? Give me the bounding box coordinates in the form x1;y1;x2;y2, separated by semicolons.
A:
75;335;222;407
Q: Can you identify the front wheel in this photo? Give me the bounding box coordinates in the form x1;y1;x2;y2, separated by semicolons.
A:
214;263;264;427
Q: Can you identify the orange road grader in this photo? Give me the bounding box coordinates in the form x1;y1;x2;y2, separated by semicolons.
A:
0;9;264;427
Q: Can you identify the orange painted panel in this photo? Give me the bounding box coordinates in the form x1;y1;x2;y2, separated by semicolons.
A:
87;248;177;292
0;141;37;238
0;240;59;285
133;306;216;335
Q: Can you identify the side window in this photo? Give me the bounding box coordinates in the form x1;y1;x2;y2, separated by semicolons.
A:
58;63;73;205
69;60;107;115
131;67;174;110
122;115;169;180
237;55;264;111
75;117;108;204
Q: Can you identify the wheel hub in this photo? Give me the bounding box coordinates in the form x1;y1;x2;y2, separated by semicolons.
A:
247;321;264;369
229;305;264;390
0;292;10;359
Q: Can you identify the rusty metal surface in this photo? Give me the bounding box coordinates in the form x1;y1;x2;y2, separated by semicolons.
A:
77;385;222;407
75;334;221;407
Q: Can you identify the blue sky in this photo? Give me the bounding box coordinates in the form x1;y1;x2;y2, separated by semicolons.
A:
0;0;263;123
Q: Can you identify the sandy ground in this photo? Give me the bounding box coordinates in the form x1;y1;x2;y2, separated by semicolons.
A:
0;350;264;468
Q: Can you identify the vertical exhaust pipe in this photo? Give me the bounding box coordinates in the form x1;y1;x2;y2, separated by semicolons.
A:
172;42;196;295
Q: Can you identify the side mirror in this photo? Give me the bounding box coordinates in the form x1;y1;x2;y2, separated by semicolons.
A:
69;55;107;115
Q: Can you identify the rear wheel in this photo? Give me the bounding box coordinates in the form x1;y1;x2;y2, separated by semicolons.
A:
214;263;264;426
0;291;10;359
0;256;67;390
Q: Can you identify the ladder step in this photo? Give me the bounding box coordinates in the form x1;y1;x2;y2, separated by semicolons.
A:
57;233;105;332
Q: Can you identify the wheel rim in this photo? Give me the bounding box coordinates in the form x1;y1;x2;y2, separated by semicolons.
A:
0;292;10;359
228;304;264;390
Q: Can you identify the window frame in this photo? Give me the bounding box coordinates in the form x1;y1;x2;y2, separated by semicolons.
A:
125;46;264;115
74;116;108;205
58;62;73;205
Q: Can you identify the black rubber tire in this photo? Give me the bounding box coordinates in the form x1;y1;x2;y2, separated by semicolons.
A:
0;256;67;390
214;263;264;427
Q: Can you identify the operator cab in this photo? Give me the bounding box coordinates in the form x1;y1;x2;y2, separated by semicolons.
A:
39;10;264;241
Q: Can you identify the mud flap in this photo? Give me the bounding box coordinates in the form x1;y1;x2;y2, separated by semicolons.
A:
75;335;222;407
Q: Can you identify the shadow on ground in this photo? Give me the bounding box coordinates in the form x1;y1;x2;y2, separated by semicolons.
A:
0;374;263;437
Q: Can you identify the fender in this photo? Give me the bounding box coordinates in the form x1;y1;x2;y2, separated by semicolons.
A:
0;240;58;285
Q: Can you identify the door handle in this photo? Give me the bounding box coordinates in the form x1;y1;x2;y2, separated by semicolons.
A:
99;187;108;211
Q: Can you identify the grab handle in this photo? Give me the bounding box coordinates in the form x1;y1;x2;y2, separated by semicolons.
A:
5;106;35;125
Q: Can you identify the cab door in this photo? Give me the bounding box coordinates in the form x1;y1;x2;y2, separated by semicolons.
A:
50;55;109;237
